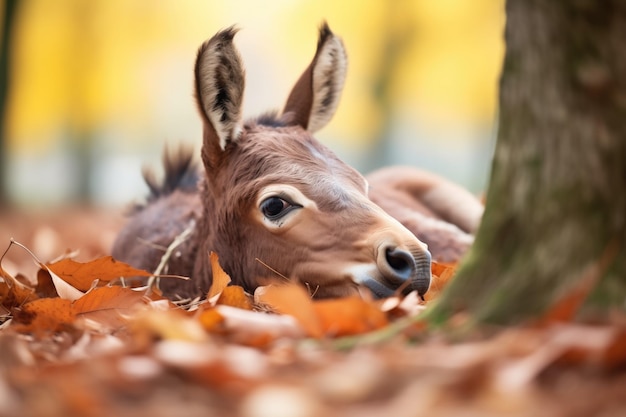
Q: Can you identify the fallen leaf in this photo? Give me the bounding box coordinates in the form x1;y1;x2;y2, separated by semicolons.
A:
424;261;457;302
72;286;147;329
313;297;388;337
46;256;153;292
35;268;57;298
207;252;232;300
217;286;253;310
431;260;457;279
555;324;626;369
0;253;38;308
0;280;38;310
49;267;85;301
215;305;304;343
132;308;208;342
255;283;323;338
12;298;75;333
197;307;225;332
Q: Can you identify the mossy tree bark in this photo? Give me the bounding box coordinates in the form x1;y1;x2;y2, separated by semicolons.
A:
427;0;626;325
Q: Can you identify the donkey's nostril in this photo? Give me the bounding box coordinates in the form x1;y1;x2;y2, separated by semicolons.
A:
384;247;417;283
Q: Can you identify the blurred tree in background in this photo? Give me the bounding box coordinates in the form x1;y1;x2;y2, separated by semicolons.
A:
0;0;18;206
2;1;504;206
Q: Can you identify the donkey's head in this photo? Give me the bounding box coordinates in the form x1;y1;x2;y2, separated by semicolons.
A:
193;23;431;298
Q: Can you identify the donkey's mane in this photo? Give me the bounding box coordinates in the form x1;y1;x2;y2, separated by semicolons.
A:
137;111;288;206
140;146;199;208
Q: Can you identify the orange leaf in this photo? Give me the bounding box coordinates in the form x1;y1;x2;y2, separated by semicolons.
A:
197;308;225;332
424;260;458;302
431;260;457;278
0;259;38;308
46;256;153;292
557;326;626;368
0;280;38;310
207;252;231;300
313;297;388;336
217;286;253;310
256;283;323;338
72;286;146;328
12;298;75;333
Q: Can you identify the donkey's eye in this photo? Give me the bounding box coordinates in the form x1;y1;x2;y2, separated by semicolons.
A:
260;196;298;220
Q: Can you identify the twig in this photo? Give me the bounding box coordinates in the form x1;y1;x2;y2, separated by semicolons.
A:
0;239;12;264
147;220;196;291
8;238;46;268
305;282;320;298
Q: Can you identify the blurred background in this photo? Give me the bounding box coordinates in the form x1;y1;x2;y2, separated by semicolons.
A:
0;0;505;208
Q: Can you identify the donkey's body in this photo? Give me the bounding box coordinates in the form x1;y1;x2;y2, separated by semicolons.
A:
113;24;482;299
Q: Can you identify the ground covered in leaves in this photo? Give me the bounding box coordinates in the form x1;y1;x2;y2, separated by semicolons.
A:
0;207;625;417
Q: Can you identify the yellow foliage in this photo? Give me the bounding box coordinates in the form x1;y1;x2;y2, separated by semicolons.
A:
6;0;504;152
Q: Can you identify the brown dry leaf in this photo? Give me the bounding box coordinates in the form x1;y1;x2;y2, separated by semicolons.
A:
424;261;457;302
256;283;323;338
0;280;38;310
556;325;626;369
600;327;626;368
46;256;153;292
215;305;304;344
313;297;388;337
12;298;75;333
72;286;147;328
47;266;85;301
132;308;208;342
35;268;58;298
207;252;231;300
197;307;225;332
0;257;38;308
217;285;253;310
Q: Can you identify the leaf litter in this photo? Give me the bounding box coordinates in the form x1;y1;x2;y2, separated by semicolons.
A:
0;210;625;417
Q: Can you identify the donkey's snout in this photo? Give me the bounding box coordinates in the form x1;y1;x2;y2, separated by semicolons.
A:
384;247;417;284
413;249;432;297
377;244;432;297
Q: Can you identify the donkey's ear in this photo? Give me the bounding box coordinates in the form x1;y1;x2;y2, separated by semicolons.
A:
282;22;347;133
194;27;245;154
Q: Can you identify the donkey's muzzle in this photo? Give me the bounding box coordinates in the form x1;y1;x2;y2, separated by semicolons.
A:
370;244;432;298
384;247;418;284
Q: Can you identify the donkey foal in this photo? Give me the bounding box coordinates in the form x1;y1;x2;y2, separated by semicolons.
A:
114;23;481;300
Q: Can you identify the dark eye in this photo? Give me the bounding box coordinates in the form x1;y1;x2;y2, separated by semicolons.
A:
260;196;296;220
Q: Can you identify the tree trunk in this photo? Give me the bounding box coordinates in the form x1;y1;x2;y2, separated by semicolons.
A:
427;0;626;325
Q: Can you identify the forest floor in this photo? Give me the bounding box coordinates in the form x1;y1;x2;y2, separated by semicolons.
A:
0;207;625;417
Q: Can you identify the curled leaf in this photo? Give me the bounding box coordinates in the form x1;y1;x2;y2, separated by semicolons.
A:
207;252;231;301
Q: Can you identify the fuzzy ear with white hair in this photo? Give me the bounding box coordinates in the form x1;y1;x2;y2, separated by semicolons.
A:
194;27;245;166
282;22;347;133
